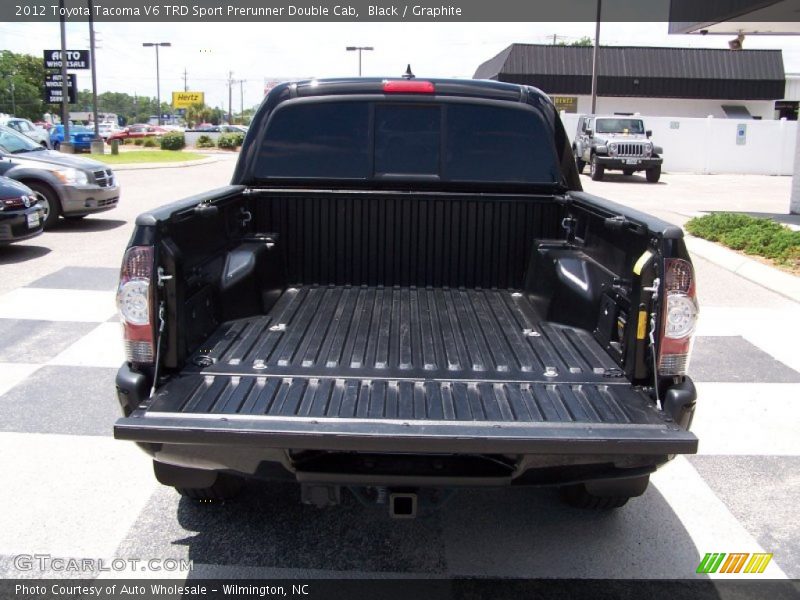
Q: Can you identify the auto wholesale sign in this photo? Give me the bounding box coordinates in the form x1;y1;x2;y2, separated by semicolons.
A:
172;91;205;108
43;50;90;70
43;73;77;104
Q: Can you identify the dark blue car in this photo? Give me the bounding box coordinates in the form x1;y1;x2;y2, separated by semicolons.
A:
0;176;44;245
50;125;94;152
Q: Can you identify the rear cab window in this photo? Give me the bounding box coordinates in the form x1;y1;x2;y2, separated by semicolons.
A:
254;99;560;186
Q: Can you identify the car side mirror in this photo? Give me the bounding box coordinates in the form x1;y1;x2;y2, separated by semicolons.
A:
585;129;593;137
646;130;652;138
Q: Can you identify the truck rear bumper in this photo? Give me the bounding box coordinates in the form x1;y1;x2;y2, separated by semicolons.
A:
115;409;697;456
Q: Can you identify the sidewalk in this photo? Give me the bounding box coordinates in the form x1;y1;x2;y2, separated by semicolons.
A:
685;236;800;303
110;155;221;171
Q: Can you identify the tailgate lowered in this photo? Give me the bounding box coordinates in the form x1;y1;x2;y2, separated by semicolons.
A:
115;376;697;456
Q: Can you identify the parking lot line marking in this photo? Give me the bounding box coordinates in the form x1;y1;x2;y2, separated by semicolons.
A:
0;431;156;558
0;363;42;397
651;457;787;579
0;288;116;322
48;322;125;368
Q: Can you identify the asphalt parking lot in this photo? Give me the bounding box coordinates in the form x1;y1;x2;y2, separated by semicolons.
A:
0;159;798;581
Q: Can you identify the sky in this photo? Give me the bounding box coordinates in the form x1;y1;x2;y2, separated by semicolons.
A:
1;21;799;111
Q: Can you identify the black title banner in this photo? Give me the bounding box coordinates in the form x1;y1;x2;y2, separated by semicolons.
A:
3;0;800;23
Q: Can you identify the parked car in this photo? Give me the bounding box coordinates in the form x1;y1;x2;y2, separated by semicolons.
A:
50;124;95;152
106;124;168;143
98;122;123;140
0;117;51;149
0;125;120;229
573;115;663;182
190;124;220;132
0;176;44;245
114;78;699;513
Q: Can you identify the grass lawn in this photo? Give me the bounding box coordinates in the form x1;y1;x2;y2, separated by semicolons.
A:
90;150;206;164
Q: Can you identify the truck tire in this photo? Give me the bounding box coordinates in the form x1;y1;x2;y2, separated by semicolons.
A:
559;475;649;510
24;181;60;229
175;473;244;501
590;156;604;181
646;165;661;183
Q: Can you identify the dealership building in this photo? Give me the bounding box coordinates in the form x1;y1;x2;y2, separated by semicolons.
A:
474;44;787;120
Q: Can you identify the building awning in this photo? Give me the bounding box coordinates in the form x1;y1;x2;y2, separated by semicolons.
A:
722;105;753;118
474;44;785;100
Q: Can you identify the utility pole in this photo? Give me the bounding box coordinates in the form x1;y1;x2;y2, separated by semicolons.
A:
590;0;602;114
142;42;171;125
8;79;15;114
227;71;233;125
87;0;102;152
57;0;72;152
239;79;244;123
183;67;188;91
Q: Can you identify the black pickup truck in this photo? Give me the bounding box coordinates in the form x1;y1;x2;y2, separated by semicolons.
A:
114;77;699;515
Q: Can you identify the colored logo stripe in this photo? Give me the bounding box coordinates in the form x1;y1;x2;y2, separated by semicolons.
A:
697;553;726;574
697;553;773;574
744;553;773;574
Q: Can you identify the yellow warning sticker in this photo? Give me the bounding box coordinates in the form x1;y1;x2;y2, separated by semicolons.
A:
633;250;653;276
636;310;647;339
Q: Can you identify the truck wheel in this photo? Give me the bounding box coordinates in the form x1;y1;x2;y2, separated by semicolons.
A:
25;181;60;229
175;473;244;501
559;476;649;510
590;156;604;181
646;166;661;183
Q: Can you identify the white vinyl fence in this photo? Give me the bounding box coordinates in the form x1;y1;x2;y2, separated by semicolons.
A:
560;113;796;176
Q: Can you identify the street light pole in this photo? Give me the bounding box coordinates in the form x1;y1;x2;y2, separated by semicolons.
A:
590;0;602;114
58;0;72;153
87;0;102;152
345;46;374;77
142;42;171;125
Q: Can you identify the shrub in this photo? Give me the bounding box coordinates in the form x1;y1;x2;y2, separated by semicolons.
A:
133;138;144;146
686;213;800;267
143;137;157;148
217;132;244;149
160;131;185;151
195;135;215;148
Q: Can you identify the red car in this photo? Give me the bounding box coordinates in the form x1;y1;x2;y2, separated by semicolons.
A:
106;124;168;143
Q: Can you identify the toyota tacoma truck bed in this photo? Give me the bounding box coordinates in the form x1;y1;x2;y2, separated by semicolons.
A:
114;77;699;514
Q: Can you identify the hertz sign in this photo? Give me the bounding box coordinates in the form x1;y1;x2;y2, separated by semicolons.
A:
172;91;204;109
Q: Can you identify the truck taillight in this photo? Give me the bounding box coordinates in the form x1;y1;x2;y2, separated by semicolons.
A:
117;246;155;364
658;258;699;376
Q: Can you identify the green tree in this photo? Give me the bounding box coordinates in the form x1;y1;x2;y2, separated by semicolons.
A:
185;101;212;127
558;36;594;47
0;50;49;121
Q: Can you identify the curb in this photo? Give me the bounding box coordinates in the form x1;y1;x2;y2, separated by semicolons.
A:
684;235;800;303
104;156;221;171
